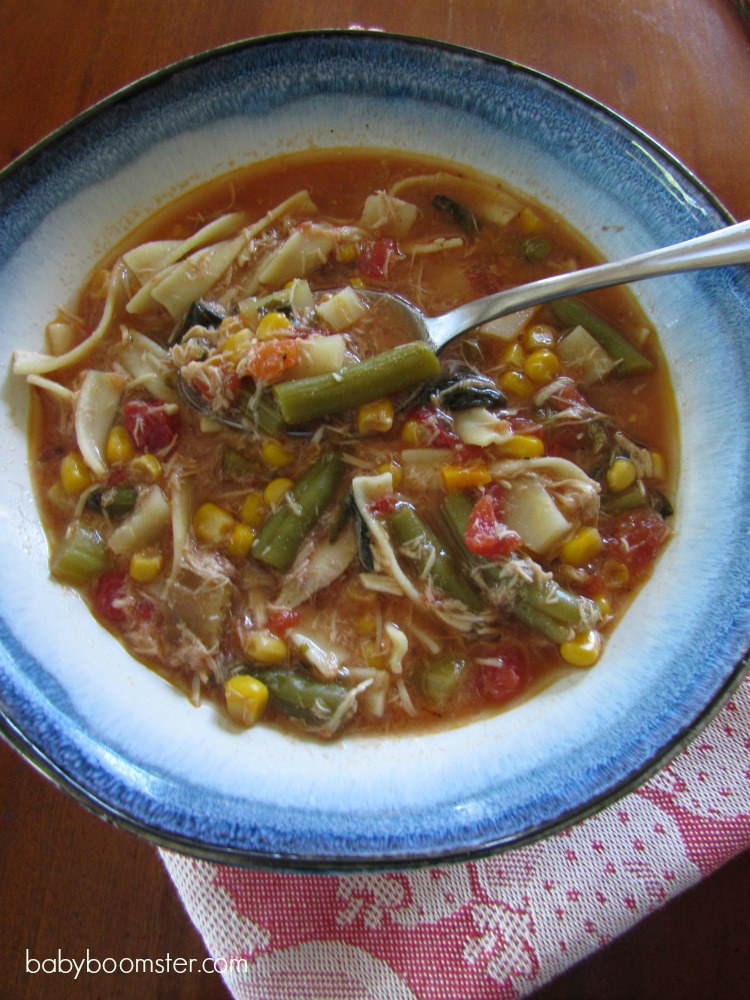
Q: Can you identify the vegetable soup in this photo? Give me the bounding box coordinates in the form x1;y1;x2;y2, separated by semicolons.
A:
15;148;677;739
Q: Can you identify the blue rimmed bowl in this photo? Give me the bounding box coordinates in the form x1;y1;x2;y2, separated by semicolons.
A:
2;31;750;870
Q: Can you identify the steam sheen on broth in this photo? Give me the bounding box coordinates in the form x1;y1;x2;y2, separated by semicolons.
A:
15;149;676;739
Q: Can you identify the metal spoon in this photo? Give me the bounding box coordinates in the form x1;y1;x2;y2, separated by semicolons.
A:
414;217;750;352
178;218;750;427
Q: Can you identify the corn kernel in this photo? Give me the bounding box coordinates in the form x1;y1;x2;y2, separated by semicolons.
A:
256;311;291;340
440;462;491;491
242;630;288;664
357;398;394;435
356;612;378;636
603;558;630;587
217;315;246;338
560;629;602;667
128;550;163;583
501;342;526;367
261;439;294;468
225;674;269;727
649;451;665;480
499;369;535;398
350;276;366;288
240;491;265;527
226;522;255;558
524;348;560;384
594;595;612;619
377;460;403;489
263;477;293;508
106;425;134;464
129;453;162;482
193;502;236;544
337;242;359;264
499;434;545;459
60;451;92;494
519;206;544;234
606;457;638;493
559;526;603;567
364;640;389;669
221;329;253;363
523;323;556;351
401;418;426;445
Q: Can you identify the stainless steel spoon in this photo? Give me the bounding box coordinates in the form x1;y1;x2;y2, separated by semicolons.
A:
414;217;750;352
178;217;750;427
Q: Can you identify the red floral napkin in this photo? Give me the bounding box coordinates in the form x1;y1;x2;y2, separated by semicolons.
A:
160;671;750;998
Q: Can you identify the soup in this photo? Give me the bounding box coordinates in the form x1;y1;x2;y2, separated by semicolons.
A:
15;149;676;739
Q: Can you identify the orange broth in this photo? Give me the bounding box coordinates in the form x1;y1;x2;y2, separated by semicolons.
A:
25;148;677;738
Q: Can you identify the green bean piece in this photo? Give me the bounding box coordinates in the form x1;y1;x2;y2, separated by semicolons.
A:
85;485;137;518
251;451;345;571
389;505;482;611
50;524;113;583
421;655;467;711
519;577;596;626
220;447;254;480
253;668;350;728
510;599;574;644
521;235;552;262
273;341;440;425
602;479;648;515
439;491;597;632
550;296;653;377
253;391;285;435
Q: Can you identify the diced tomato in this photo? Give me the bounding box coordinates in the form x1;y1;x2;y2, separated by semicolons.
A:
357;239;402;280
123;400;181;455
243;339;300;384
467;270;502;296
369;495;400;517
91;570;129;625
507;414;543;435
465;491;522;559
267;609;302;634
603;508;669;577
547;380;588;410
474;643;527;703
543;423;588;459
408;406;460;448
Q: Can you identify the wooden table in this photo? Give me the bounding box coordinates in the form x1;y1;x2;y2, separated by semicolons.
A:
3;2;750;997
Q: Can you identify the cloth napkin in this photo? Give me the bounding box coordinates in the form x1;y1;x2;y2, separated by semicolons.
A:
160;669;750;999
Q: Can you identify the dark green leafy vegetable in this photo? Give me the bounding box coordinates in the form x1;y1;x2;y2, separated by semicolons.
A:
171;299;226;345
409;367;506;412
432;194;479;234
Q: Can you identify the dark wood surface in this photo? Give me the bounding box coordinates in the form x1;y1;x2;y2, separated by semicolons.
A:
3;2;750;997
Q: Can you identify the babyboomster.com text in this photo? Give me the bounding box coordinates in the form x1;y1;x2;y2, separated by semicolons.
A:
26;949;248;979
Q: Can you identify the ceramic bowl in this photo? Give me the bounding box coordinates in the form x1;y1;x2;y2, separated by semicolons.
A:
2;31;750;870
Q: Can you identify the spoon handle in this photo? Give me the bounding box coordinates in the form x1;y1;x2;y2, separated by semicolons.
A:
425;218;750;350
